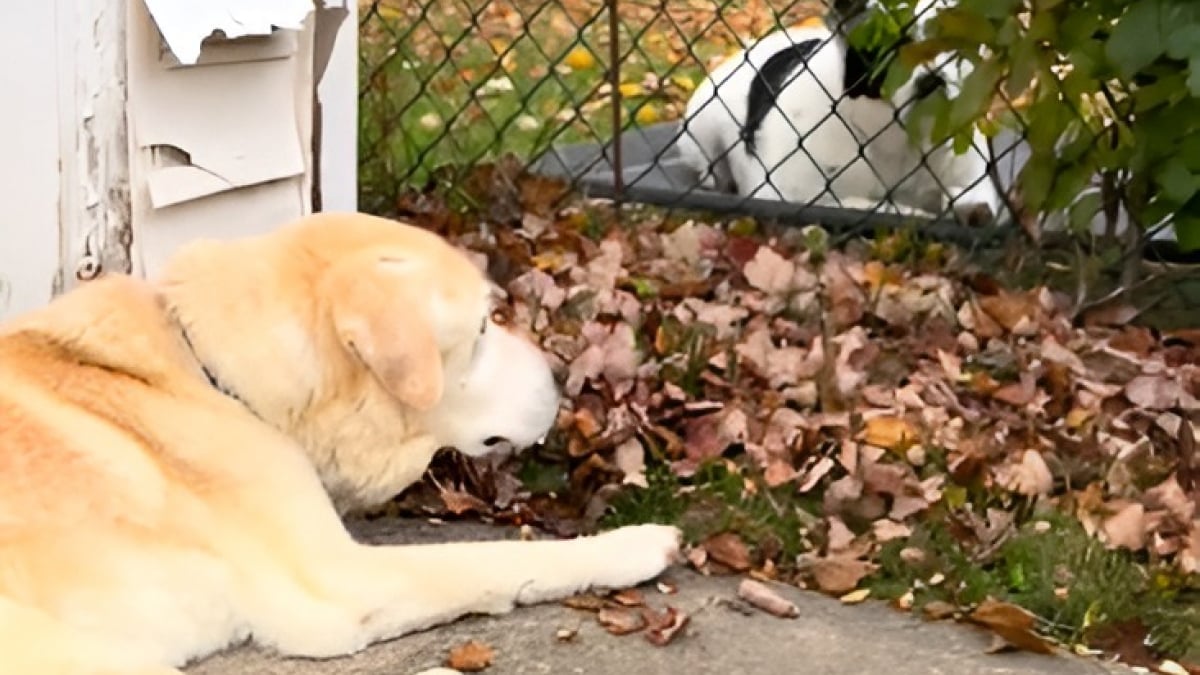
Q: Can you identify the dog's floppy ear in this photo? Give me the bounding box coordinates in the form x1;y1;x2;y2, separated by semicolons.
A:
325;255;444;412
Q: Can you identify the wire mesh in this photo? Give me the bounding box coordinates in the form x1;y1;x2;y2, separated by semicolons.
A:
357;0;1200;326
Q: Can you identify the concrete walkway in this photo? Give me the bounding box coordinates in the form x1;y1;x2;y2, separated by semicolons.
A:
186;519;1130;675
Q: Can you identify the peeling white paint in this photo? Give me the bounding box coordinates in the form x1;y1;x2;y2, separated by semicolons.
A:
143;0;347;65
56;0;132;291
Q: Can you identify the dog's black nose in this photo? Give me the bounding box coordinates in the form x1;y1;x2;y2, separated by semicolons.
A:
914;71;946;100
483;436;508;447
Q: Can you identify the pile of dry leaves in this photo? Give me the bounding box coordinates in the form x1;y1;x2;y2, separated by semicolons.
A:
381;163;1199;668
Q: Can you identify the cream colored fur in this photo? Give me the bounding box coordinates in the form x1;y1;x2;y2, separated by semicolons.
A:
0;212;680;674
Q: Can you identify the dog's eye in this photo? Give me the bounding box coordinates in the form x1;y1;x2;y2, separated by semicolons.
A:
490;308;510;326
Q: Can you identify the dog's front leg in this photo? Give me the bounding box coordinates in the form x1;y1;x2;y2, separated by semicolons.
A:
342;524;681;646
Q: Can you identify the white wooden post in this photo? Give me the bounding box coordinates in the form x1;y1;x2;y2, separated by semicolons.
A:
56;0;134;291
317;0;359;213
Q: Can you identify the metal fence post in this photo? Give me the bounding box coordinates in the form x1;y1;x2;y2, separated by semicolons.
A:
607;0;623;207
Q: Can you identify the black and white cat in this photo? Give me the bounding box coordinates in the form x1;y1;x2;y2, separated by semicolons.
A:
675;0;1008;225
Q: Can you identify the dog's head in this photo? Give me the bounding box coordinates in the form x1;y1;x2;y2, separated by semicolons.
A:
160;213;560;509
317;231;560;458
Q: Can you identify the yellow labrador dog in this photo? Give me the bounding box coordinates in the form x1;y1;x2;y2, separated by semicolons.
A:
0;212;680;675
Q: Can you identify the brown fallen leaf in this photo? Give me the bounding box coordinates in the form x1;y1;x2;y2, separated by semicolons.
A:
563;593;609;612
922;600;959;620
984;632;1017;654
1086;619;1159;670
825;516;857;554
968;598;1055;655
703;532;752;572
737;579;800;618
1178;413;1196;494
994;449;1054;497
597;606;648;635
1182;527;1200;575
808;555;876;595
611;588;646;607
573;407;603;438
742;244;799;295
614;437;648;488
643;606;690;646
858;415;919;452
899;547;926;565
872;519;913;542
978;290;1039;332
822;253;866;329
1101;501;1146;551
446;640;495;672
1125;375;1182;410
439;489;490;516
1081;301;1140;328
991;373;1038;407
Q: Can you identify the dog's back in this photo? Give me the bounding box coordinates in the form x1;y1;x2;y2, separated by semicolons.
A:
0;277;261;672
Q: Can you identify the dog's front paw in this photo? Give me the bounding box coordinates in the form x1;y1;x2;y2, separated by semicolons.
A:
591;524;682;589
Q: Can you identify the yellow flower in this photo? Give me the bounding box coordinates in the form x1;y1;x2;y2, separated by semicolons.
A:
618;82;645;98
670;75;696;92
563;46;596;70
635;105;660;125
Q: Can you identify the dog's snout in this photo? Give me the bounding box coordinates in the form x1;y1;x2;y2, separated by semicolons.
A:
914;71;946;100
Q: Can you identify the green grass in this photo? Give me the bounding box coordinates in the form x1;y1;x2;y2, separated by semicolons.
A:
599;459;1199;662
872;512;1199;659
602;461;823;565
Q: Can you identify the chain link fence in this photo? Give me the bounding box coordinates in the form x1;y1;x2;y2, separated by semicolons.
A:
357;0;1200;327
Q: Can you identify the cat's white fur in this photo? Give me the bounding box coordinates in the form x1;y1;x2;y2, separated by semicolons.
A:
676;0;1007;225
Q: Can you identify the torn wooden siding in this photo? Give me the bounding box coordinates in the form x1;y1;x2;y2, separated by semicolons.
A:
142;0;337;66
0;0;354;318
125;0;349;277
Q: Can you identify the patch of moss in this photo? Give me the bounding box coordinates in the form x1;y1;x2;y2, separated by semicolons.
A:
869;510;1199;659
654;318;718;398
602;461;821;564
605;461;1197;660
868;227;950;271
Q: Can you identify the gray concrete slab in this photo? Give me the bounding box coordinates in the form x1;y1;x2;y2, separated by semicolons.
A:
186;519;1131;675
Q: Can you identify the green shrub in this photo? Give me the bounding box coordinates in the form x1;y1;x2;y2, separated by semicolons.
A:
866;0;1200;251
